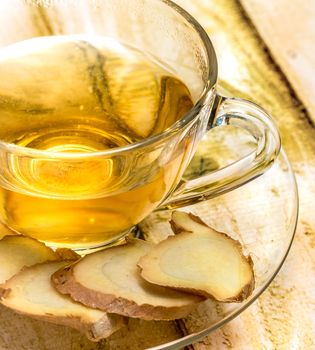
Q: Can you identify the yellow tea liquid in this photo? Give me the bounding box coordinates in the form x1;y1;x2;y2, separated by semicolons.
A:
0;36;193;249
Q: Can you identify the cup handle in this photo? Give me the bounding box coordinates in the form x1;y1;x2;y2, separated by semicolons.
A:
161;93;281;209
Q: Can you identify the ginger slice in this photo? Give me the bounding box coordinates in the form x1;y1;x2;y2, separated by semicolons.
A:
52;239;202;320
54;248;81;260
0;261;125;341
138;211;255;302
0;235;57;284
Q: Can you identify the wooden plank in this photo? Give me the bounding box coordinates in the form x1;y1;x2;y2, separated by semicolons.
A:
241;0;315;122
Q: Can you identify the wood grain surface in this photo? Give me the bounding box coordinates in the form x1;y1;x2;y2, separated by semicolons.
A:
241;0;315;122
174;0;315;348
0;0;314;349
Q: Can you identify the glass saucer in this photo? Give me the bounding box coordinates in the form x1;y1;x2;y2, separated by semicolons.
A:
146;128;298;349
0;127;297;350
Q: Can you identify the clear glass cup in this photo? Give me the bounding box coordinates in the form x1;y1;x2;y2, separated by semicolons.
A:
0;0;280;251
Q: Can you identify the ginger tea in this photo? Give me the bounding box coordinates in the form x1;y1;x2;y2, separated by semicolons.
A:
0;36;193;249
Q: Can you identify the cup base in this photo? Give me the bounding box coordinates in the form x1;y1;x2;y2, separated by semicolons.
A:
1;223;141;255
68;227;139;255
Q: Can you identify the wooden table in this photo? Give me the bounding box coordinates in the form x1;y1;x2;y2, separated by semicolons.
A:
174;1;315;349
0;0;314;349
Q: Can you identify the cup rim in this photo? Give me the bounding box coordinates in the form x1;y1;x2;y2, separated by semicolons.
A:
0;0;218;159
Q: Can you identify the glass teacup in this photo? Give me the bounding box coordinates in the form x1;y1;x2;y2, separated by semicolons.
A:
0;0;280;251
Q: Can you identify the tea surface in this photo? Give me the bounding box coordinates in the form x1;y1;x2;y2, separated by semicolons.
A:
0;35;192;150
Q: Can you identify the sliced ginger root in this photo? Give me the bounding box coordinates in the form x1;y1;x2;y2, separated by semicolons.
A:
0;235;58;284
0;261;125;341
138;211;255;302
52;239;202;320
